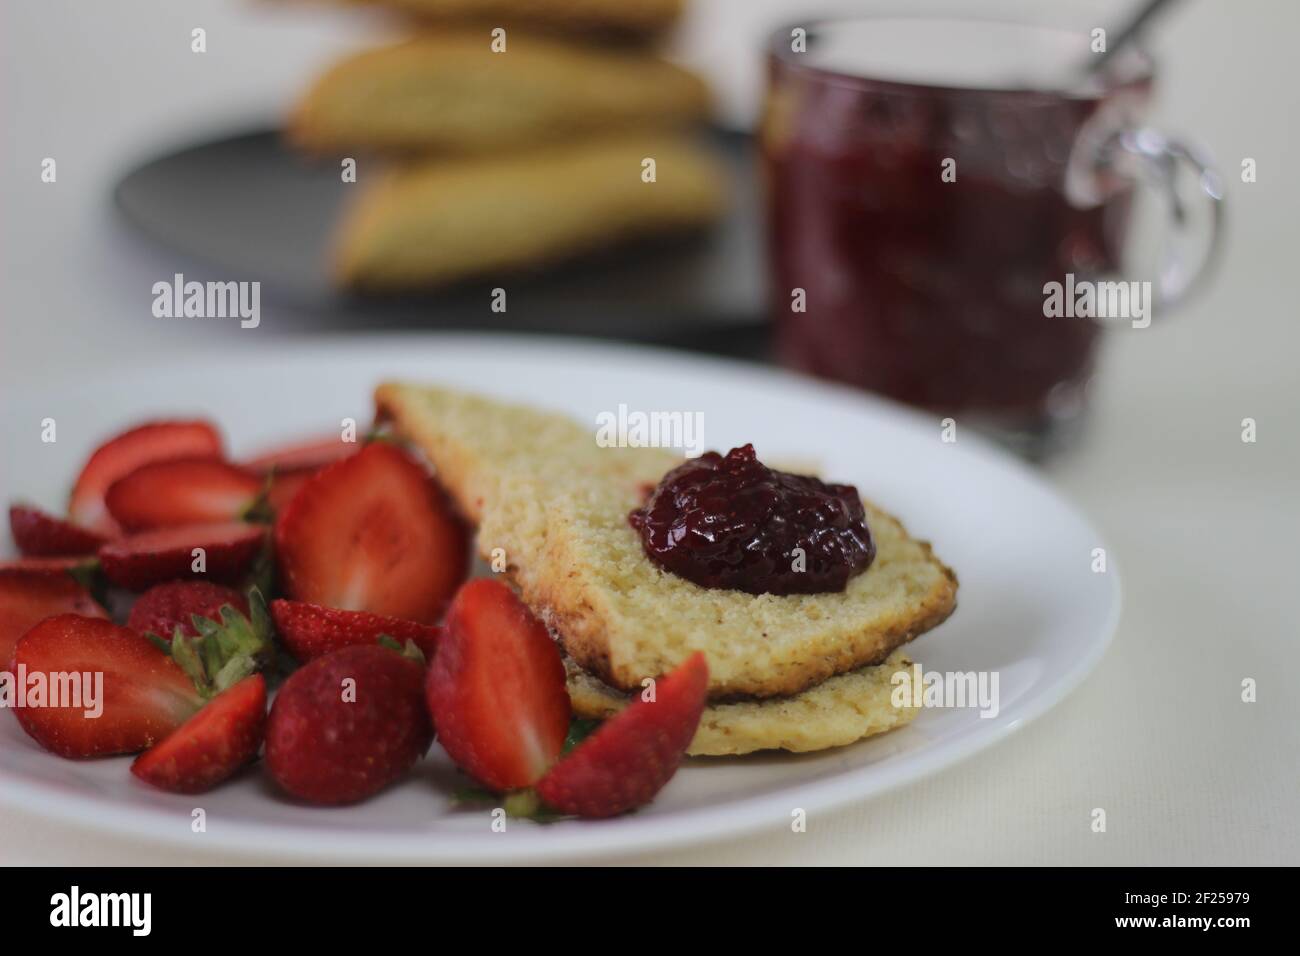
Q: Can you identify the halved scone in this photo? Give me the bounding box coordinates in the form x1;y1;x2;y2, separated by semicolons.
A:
374;383;958;701
567;648;921;757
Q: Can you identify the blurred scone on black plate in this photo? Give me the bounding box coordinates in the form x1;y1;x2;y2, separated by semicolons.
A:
282;1;725;292
334;132;726;291
289;31;711;156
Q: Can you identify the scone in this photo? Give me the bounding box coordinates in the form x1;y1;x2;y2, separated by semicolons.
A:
335;133;725;290
373;384;959;702
288;32;710;155
567;649;921;757
334;0;685;37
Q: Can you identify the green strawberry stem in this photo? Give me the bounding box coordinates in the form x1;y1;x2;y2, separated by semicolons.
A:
244;538;276;599
376;634;427;665
503;789;541;818
158;587;276;698
239;477;275;526
64;557;104;598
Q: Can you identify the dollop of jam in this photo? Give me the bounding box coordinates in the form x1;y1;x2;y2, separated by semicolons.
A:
628;444;875;595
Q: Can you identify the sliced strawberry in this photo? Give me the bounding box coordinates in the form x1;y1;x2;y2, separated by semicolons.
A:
242;435;358;474
266;467;316;514
426;579;571;792
128;580;250;640
69;420;224;535
536;652;708;818
246;436;364;514
105;459;263;532
1;570;108;671
274;442;468;624
131;674;266;793
0;556;97;575
9;505;109;557
11;614;203;758
271;598;440;663
98;522;265;592
266;644;431;804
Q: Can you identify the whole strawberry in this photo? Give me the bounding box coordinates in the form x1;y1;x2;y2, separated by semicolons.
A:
265;644;432;805
128;580;250;640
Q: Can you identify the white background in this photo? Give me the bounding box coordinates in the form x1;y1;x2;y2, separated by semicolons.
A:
1;0;1297;865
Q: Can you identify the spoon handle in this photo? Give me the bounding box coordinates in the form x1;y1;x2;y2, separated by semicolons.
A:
1089;0;1184;73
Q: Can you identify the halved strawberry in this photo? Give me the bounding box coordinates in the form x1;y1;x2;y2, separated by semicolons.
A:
11;614;203;758
0;556;98;574
9;505;109;557
0;556;97;572
1;570;108;671
245;436;361;514
69;420;224;535
242;435;358;474
131;674;266;793
266;644;431;804
426;579;571;792
105;459;263;532
98;522;265;591
266;468;316;514
536;653;707;818
274;442;468;624
128;580;250;641
271;598;440;663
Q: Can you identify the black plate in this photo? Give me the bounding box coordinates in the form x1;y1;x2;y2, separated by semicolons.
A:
113;127;770;354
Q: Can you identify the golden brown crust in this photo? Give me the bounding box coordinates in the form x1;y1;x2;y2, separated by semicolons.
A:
288;31;709;156
532;501;957;699
334;133;725;291
567;649;922;756
374;383;959;700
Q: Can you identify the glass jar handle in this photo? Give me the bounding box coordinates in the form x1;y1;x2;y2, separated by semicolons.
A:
1103;127;1225;311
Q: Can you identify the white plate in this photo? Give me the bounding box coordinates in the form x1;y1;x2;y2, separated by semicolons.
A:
0;334;1119;862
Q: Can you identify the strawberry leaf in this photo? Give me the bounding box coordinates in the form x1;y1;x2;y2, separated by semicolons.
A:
144;632;172;655
503;789;541;818
244;540;276;601
65;558;104;598
377;634;426;665
563;717;602;755
452;784;497;805
157;587;276;698
239;476;275;526
452;785;560;823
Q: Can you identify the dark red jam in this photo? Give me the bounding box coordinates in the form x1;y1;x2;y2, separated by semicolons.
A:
628;444;875;596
